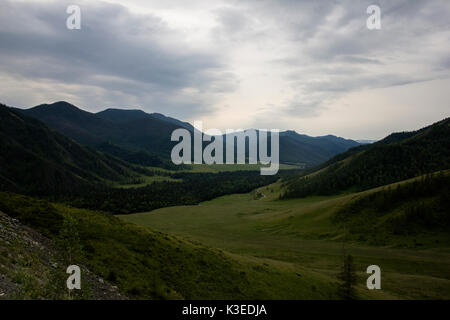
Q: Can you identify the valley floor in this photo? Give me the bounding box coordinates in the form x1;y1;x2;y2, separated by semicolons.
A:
119;183;450;300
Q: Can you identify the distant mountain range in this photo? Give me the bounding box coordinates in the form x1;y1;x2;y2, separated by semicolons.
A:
278;130;360;165
356;139;377;144
282;117;450;198
17;101;360;167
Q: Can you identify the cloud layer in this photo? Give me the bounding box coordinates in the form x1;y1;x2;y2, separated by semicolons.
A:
0;0;449;138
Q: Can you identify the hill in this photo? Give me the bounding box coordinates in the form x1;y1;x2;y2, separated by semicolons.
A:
19;101;359;167
282;118;450;198
0;191;340;299
332;171;450;246
279;131;360;165
120;172;450;299
19;102;180;168
0;210;125;299
96;108;194;131
0;103;141;196
22;101;118;146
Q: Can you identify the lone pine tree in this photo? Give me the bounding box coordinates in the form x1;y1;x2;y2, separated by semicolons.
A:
337;254;358;300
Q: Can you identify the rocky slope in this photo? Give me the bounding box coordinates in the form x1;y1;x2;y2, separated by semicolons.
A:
0;211;126;300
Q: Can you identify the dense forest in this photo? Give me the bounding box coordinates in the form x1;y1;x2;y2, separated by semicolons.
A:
96;142;186;170
332;172;450;246
67;170;289;214
281;118;450;198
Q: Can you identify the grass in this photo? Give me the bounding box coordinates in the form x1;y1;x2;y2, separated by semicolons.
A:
0;191;344;299
0;211;93;299
147;163;304;174
119;178;450;300
2;171;448;299
115;175;181;189
114;163;303;188
182;163;304;173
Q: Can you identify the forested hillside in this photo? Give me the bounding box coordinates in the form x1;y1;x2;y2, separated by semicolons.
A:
0;104;143;196
282;118;450;198
73;171;281;213
333;171;450;246
19;101;179;168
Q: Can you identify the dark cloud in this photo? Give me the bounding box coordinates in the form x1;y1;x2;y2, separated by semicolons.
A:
0;0;449;127
0;0;236;117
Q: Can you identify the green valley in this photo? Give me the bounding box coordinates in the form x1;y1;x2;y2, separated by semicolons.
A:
1;101;449;300
0;191;341;299
120;172;450;300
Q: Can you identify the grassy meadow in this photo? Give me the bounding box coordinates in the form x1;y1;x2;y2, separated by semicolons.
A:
113;163;303;188
0;191;344;299
181;163;304;173
119;178;450;300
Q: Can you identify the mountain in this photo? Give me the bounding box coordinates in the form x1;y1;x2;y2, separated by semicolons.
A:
145;112;194;131
0;103;140;196
282;117;450;198
20;101;180;154
279;131;360;165
19;101;360;167
19;102;184;167
96;108;154;122
21;101;117;146
96;108;194;131
356;139;376;144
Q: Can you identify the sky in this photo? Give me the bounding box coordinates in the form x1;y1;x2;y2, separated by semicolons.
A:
0;0;449;140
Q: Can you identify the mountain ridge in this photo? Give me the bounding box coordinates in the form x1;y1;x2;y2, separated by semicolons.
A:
18;101;360;167
0;103;143;196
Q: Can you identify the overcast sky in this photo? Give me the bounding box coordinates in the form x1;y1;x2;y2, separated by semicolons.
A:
0;0;449;139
